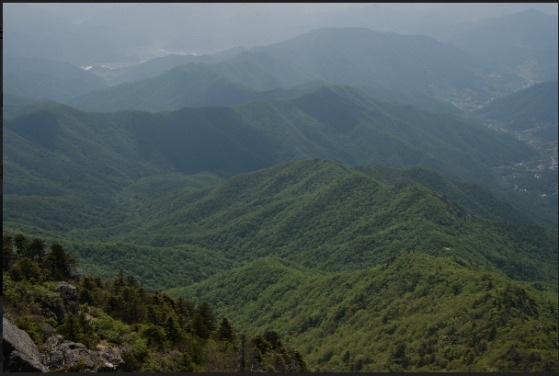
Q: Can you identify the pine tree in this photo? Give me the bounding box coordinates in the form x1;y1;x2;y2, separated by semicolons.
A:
264;330;283;350
191;302;217;339
165;316;182;344
27;238;46;262
13;233;27;255
216;317;236;343
58;314;84;343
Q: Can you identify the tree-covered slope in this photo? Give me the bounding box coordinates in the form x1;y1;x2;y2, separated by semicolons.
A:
169;253;558;372
358;164;557;229
121;159;557;284
3;234;307;372
2;93;49;120
4;88;554;286
5;83;538;192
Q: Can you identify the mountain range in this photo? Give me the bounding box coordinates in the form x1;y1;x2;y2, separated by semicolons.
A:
68;27;524;113
3;17;557;373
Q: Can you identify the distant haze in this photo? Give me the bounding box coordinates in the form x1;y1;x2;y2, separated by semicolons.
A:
3;3;558;65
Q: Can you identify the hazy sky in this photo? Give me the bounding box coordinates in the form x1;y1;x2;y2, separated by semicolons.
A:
19;3;558;20
4;2;558;64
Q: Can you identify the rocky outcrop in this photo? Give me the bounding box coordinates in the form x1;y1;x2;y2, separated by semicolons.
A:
34;281;79;323
42;335;124;372
3;317;49;372
55;281;79;317
3;318;124;373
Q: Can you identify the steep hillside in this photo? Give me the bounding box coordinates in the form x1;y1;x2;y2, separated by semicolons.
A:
3;235;307;372
169;253;558;372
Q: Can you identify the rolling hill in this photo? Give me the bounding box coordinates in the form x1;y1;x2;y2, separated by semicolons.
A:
110;47;246;85
8;84;538;188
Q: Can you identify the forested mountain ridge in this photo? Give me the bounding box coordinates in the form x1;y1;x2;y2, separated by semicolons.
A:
358;164;557;228
7;83;537;186
168;253;558;372
113;159;558;284
4;156;557;292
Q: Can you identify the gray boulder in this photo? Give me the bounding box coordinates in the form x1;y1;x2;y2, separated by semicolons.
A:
34;281;79;323
3;317;49;372
55;281;79;317
42;335;124;372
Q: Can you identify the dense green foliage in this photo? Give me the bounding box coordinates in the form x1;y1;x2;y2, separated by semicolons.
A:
116;159;557;284
6;84;552;250
169;254;558;372
4;158;557;288
3;21;557;374
6;83;537;187
358;164;557;229
3;234;307;372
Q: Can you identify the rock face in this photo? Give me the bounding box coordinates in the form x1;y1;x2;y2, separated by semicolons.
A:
3;317;49;372
55;281;79;317
34;281;79;323
42;335;124;372
4;311;124;373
